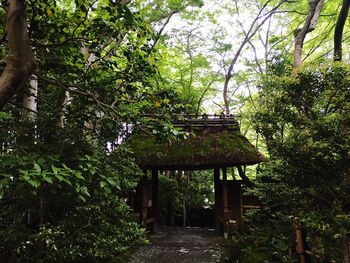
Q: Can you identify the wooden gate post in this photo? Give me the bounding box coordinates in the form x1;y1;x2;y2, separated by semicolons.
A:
152;169;159;231
222;167;229;239
214;168;220;233
140;171;148;228
222;167;228;212
295;220;306;263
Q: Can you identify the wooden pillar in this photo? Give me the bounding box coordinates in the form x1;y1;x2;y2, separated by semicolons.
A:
223;167;228;211
214;168;220;233
152;169;159;231
222;167;229;239
238;182;243;232
140;171;148;228
295;221;306;263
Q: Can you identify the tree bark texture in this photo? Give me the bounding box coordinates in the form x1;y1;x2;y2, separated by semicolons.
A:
22;75;38;123
294;0;324;68
0;0;36;109
334;0;350;62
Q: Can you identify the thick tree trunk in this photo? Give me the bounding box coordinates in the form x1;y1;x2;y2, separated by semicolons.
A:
294;0;324;68
0;0;35;109
334;0;350;62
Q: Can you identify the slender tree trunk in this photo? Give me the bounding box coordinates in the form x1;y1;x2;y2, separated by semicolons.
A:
0;0;35;109
22;75;38;122
294;0;324;68
22;76;38;224
344;236;350;263
334;0;350;62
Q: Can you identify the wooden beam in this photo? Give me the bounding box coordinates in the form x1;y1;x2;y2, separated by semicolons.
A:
242;205;261;209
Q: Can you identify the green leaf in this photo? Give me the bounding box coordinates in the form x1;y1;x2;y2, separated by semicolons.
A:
43;176;53;184
34;163;41;173
51;165;59;175
55;175;63;181
28;179;41;188
77;194;86;202
74;172;84;180
106;178;117;186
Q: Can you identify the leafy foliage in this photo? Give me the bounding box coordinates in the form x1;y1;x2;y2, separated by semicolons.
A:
0;0;186;261
245;64;350;261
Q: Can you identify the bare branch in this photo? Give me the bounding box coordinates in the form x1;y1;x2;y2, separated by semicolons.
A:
150;10;179;51
223;0;288;114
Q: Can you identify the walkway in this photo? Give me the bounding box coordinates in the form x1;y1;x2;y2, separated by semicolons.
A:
129;227;224;263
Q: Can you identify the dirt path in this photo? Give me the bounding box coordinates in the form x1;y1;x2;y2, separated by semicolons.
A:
129;227;224;263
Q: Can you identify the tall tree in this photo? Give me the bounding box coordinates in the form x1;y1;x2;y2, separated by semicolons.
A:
223;0;289;114
0;0;35;109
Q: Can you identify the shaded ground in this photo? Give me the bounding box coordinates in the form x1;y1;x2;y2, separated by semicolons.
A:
129;227;224;263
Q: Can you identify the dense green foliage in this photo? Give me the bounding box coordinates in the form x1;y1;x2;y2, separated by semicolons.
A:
0;0;191;261
238;64;350;262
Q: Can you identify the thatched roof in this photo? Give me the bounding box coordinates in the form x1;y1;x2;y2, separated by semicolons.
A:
127;115;264;170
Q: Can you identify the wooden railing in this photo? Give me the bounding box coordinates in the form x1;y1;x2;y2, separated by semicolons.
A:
171;113;240;129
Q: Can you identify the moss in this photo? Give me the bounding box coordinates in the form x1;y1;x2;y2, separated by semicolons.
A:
126;130;264;170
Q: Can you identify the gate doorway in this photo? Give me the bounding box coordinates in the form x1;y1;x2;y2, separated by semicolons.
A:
126;114;264;237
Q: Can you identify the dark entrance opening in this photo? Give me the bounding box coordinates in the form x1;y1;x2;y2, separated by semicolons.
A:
158;170;215;228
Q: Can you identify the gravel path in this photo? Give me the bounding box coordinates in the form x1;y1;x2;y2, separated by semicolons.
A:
129;227;224;263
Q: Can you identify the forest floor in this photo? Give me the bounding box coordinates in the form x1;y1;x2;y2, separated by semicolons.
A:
128;227;225;263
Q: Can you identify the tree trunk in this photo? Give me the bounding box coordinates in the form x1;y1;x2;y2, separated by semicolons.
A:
18;75;38;146
294;0;324;68
344;236;350;263
22;75;38;123
237;166;254;187
295;221;306;263
334;0;350;62
0;0;35;109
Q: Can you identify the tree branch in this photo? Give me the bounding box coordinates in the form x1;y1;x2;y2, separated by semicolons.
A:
293;0;324;67
237;166;255;187
334;0;350;61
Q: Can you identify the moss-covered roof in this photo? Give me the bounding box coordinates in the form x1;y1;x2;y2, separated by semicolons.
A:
127;130;265;170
